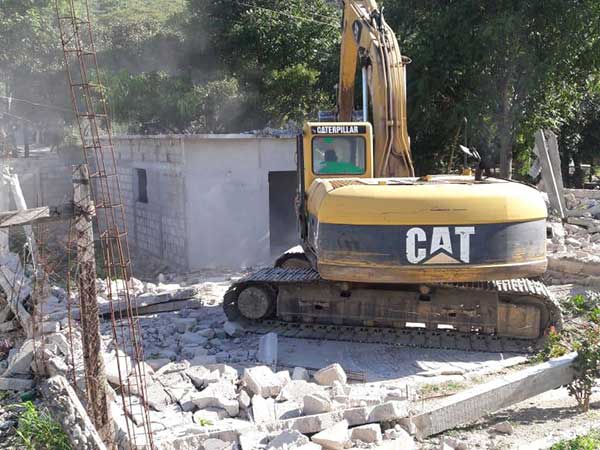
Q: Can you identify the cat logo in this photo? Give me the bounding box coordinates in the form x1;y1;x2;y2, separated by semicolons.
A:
406;226;475;264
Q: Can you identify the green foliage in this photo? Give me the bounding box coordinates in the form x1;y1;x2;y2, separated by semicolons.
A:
552;431;600;450
187;0;340;129
532;330;568;363
105;71;245;133
568;322;600;412
13;401;72;450
564;293;600;319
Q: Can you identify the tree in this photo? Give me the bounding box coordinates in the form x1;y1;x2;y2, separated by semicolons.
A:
383;0;600;177
186;0;340;129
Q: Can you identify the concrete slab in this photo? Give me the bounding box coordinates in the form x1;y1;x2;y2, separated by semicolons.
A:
277;337;525;383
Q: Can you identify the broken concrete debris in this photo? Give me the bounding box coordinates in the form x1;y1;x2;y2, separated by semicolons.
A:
311;419;349;450
314;363;347;386
244;365;286;398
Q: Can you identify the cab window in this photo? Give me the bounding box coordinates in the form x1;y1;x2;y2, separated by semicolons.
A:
312;136;366;175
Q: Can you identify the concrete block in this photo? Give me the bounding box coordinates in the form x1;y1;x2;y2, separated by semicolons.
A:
174;317;197;333
238;389;252;410
267;429;310;450
292;367;309;381
239;431;269;450
194;409;221;424
297;444;322;450
40;376;108;450
278;380;325;402
314;364;346;386
257;333;278;367
146;358;171;371
368;401;409;422
203;438;235;450
311;420;349;450
252;395;276;424
206;364;239;382
186;365;213;388
192;355;218;366
244;365;284;398
155;360;190;376
0;377;34;391
192;381;239;417
276;370;291;387
223;321;244;337
303;394;333;415
350;424;382;444
3;339;34;377
275;400;303;420
180;332;209;346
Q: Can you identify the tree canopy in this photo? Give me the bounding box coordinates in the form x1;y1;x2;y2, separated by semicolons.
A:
1;0;599;179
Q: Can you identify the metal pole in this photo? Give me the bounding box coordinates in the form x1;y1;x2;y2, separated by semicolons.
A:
362;66;368;122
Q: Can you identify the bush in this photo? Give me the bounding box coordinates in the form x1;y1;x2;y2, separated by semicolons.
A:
551;431;600;450
13;401;72;450
567;322;600;412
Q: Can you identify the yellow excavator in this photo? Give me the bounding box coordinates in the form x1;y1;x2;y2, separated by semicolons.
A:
224;0;561;350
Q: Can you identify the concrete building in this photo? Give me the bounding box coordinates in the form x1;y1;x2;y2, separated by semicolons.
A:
1;135;299;275
112;134;299;273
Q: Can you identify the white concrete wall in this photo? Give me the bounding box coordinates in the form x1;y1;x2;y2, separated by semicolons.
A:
183;135;296;269
111;134;297;273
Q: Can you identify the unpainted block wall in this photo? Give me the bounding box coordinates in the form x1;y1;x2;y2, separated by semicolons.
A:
111;134;297;274
113;137;187;274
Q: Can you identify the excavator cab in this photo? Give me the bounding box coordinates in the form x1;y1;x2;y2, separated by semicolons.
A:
300;122;374;189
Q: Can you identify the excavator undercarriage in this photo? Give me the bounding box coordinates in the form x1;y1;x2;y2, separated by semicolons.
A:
223;264;562;353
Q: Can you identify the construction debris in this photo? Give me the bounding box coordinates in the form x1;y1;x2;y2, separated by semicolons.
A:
408;352;577;439
40;375;108;450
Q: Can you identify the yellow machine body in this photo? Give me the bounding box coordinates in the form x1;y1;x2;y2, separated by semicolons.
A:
300;123;548;284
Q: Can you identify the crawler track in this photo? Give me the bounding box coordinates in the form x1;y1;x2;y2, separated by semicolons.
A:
224;267;563;354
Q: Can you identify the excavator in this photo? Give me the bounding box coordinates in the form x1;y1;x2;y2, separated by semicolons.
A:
223;0;562;350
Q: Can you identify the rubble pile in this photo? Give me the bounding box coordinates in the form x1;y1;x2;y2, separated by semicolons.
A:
546;189;600;284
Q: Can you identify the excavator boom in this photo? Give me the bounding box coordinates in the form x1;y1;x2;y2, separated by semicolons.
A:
338;0;414;177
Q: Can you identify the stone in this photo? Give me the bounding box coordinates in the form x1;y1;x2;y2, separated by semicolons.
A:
382;427;415;449
351;424;382;444
442;437;469;450
244;365;284;398
491;421;514;435
303;394;333;415
252;395;276;423
40;376;108;450
240;431;269;450
257;332;278;366
191;355;218;366
276;370;292;387
292;367;310;381
186;365;214;388
146;358;170;371
203;438;235;450
193;409;221;425
367;401;408;422
192;381;239;416
313;364;347;386
180;332;209;346
156;360;190;376
278;380;325;402
223;320;244;337
144;382;173;411
103;350;132;385
0;377;34;391
206;363;239;382
239;389;252;410
267;429;310;450
296;444;322;450
311;420;349;450
198;328;216;339
174;317;197;333
3;340;34;377
275;400;303;420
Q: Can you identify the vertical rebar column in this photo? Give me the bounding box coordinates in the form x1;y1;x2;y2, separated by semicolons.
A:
73;164;115;448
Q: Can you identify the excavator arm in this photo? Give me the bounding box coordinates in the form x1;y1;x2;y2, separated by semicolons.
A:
337;0;414;177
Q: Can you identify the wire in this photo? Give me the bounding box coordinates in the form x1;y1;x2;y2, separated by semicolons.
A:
232;0;339;28
0;95;73;114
